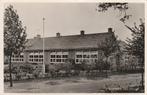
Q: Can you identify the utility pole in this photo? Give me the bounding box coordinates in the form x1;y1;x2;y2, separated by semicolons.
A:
42;18;45;74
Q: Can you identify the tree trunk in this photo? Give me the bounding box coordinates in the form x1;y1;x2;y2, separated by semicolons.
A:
116;54;120;72
141;62;144;89
141;71;144;88
105;57;108;77
141;57;144;89
9;55;13;87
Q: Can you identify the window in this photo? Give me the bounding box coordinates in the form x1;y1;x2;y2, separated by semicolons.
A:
56;55;61;58
76;59;79;62
75;51;98;64
20;55;23;58
35;59;38;62
91;54;97;58
56;59;61;62
11;54;24;62
28;52;43;63
83;55;86;58
39;55;43;58
62;59;65;62
51;55;55;58
34;55;38;58
83;55;89;58
76;55;82;58
30;55;33;58
63;55;68;58
50;52;68;63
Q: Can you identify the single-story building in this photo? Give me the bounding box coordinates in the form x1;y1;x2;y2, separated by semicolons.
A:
10;28;118;73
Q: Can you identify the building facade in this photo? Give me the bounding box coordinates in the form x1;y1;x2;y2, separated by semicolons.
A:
10;28;117;73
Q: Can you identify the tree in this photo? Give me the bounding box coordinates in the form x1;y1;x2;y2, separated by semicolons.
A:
98;3;145;89
4;5;27;87
99;32;119;76
98;3;128;12
125;19;144;88
97;3;131;23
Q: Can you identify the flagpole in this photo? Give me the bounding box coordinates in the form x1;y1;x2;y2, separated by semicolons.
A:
43;18;45;74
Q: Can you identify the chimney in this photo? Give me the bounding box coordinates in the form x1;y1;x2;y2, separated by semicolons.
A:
34;34;41;39
108;28;113;33
56;32;60;37
80;30;85;36
37;34;41;38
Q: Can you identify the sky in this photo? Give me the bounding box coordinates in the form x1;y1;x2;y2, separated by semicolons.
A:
4;3;144;41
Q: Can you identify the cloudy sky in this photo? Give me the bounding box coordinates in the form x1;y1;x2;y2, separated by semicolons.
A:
4;3;144;41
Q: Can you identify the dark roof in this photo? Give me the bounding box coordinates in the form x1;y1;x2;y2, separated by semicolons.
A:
25;32;114;51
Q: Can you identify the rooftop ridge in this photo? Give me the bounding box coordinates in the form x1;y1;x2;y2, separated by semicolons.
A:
28;31;111;40
25;31;114;51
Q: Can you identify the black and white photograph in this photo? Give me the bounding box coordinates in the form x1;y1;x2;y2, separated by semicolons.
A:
3;1;145;93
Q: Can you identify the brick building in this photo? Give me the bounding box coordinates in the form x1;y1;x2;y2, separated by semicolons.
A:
10;28;117;73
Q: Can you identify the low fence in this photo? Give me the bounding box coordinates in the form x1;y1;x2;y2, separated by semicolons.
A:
4;62;142;81
4;70;110;81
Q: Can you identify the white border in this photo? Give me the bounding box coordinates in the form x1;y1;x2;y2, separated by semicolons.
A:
1;0;146;3
0;0;146;95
